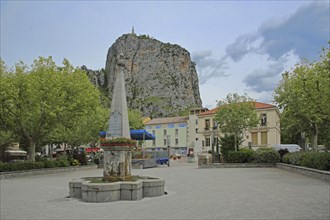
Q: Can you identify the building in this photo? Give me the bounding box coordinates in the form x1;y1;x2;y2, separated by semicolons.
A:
144;116;189;155
187;108;209;154
197;102;281;153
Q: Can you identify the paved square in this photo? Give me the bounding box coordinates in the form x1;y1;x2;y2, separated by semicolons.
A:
1;162;329;219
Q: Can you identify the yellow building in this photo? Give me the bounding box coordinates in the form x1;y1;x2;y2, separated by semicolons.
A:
197;102;281;153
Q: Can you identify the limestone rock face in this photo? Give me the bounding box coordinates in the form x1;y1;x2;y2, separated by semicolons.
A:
81;65;106;88
92;33;202;117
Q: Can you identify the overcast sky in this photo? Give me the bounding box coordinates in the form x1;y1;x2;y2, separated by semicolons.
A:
1;1;329;109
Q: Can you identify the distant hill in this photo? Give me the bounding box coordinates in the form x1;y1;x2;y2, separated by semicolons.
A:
84;33;202;117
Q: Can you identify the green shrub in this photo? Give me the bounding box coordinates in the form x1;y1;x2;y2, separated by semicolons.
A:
9;161;30;171
278;149;289;162
219;134;236;162
34;162;45;169
239;148;255;162
43;159;56;168
0;160;45;172
0;161;11;172
282;152;305;165
254;148;280;163
228;148;255;163
71;159;81;166
21;160;41;170
301;152;330;171
73;150;87;165
55;156;70;167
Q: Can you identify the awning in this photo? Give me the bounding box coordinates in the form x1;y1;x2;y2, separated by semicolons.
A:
5;150;27;156
99;130;155;140
130;130;155;140
85;147;102;153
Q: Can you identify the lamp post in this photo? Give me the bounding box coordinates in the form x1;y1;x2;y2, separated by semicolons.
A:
167;135;171;167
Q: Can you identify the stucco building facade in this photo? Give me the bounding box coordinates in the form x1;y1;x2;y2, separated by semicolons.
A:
197;102;281;153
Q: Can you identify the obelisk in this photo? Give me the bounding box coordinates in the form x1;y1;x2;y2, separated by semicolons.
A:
106;53;130;139
102;53;132;181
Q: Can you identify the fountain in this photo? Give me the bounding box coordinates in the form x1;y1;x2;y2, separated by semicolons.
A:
69;54;165;202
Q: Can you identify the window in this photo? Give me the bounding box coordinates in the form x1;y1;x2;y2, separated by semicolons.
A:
213;137;217;145
261;113;267;126
205;119;210;130
261;131;268;145
213;121;218;129
195;128;198;133
252;132;258;145
175;129;179;136
163;139;167;146
163;129;167;136
195;119;198;125
175;138;179;145
202;140;205;147
205;136;210;147
196;138;199;141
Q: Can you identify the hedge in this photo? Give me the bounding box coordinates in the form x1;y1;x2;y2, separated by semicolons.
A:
254;148;280;163
0;161;44;172
227;148;280;164
0;156;78;172
283;152;330;171
228;148;255;163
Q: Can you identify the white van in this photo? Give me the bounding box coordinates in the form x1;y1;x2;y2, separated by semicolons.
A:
272;144;302;152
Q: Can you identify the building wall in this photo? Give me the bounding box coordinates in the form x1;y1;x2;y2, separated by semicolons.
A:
196;115;220;153
247;108;281;148
145;122;188;155
197;107;281;152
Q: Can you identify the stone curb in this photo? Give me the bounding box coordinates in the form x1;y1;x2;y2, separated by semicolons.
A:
0;165;97;179
199;163;275;168
276;163;330;183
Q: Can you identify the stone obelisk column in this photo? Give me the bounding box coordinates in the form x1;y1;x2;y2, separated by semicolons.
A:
102;53;132;182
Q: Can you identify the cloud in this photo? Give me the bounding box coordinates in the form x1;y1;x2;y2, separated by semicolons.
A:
243;62;284;93
192;50;229;84
226;2;329;62
225;2;329;95
225;33;260;62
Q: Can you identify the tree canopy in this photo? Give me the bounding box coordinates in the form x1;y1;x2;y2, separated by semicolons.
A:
274;47;330;150
0;57;108;161
215;93;259;151
128;109;144;130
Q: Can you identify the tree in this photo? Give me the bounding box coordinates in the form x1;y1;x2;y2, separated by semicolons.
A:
274;47;330;150
128;109;144;130
0;57;108;161
219;134;238;162
215;93;259;151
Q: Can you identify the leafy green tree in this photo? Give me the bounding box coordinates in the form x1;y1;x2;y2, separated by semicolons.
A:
274;47;330;150
215;93;259;151
0;57;108;161
128;109;144;130
219;134;239;162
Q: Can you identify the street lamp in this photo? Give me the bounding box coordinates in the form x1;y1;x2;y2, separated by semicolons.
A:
167;135;171;167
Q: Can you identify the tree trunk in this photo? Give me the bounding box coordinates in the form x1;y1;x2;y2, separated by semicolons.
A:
312;124;319;152
28;139;36;162
234;134;238;152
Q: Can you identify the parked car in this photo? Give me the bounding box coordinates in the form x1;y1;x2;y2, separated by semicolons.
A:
272;144;302;152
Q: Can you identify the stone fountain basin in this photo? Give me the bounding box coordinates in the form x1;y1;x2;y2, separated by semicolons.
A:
69;176;165;203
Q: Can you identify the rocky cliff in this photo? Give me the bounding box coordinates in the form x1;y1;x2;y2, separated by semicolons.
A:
87;33;202;117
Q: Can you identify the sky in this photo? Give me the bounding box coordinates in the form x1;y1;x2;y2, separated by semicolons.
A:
1;0;329;109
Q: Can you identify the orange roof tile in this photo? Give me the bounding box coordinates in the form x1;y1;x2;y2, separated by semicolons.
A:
198;101;276;116
145;116;189;125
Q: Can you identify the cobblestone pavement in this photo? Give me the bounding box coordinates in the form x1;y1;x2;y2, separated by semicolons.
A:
1;159;329;220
